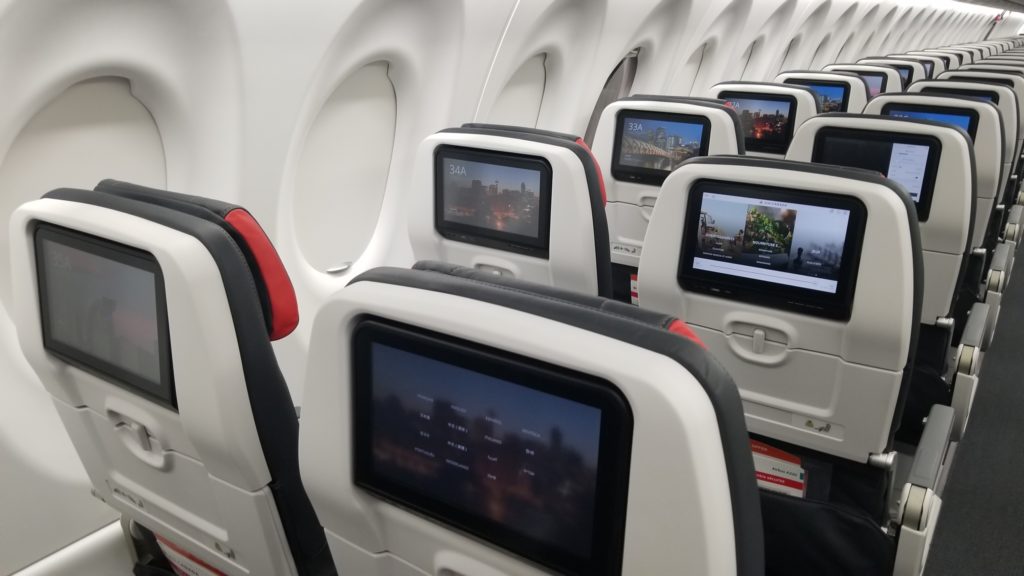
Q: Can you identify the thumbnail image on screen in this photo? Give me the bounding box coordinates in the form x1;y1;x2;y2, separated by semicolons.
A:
690;192;852;294
884;106;976;139
859;73;886;98
34;224;172;405
435;146;551;255
354;320;631;574
616;113;707;174
721;93;795;153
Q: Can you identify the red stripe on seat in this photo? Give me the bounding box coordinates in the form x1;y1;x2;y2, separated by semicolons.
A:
668;319;705;349
575;137;607;206
224;209;299;340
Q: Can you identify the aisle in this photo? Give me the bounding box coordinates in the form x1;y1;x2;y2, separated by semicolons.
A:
926;264;1024;575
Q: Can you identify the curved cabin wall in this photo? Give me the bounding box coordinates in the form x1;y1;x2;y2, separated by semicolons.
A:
0;0;1015;570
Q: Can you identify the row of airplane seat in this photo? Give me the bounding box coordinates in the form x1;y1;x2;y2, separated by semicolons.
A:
8;36;1024;576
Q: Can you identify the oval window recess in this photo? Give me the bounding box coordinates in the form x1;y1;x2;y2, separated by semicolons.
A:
583;48;640;145
487;53;547;128
293;61;396;273
0;76;166;308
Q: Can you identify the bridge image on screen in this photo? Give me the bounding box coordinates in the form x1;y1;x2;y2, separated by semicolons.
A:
618;116;704;172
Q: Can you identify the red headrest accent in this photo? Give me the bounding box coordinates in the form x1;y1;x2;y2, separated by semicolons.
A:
224;209;299;340
667;319;706;349
576;137;607;206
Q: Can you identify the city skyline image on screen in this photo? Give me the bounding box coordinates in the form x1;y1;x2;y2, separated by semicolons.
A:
722;97;792;147
694;192;851;294
369;342;603;559
617;116;705;172
442;156;542;239
803;83;846;112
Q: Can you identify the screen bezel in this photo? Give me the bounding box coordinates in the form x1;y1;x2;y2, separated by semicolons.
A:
34;222;176;408
434;145;553;258
678;179;867;320
719;91;799;154
352;317;634;576
782;78;851;113
879;102;980;140
610;109;711;186
920;86;1000;104
811;126;941;222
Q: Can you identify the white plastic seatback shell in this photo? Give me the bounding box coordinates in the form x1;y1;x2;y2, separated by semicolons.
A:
708;83;818;159
823;65;904;95
788;115;974;323
774;72;871;114
10;199;298;576
941;69;1024;159
409;133;602;296
300;281;739;576
638;163;916;462
591;100;742;269
858;59;928;86
863;93;1003;251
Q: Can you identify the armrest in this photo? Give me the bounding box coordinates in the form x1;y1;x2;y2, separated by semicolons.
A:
960;301;990;352
907;404;954;491
988;242;1010;294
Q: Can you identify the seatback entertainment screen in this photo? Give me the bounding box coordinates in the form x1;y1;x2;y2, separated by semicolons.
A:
920;86;1000;104
882;103;979;140
784;79;849;112
435;145;552;258
34;223;174;407
720;92;798;154
611;110;711;185
858;73;887;98
812;127;941;221
920;60;934;78
893;65;912;87
353;319;632;575
679;180;866;319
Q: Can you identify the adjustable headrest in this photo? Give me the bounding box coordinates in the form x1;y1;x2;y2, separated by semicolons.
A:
707;82;819;157
298;260;763;576
637;156;922;460
774;70;871;113
823;64;904;96
409;123;612;297
93;179;298;340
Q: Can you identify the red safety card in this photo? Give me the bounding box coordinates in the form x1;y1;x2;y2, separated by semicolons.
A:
751;439;807;498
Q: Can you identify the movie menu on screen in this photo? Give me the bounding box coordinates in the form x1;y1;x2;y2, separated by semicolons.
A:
693;193;851;294
369;343;603;557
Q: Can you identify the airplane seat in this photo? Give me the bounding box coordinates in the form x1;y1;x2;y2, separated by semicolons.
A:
636;155;951;576
858;58;928;89
8;186;335;576
823;64;904;98
298;260;764;576
906;81;1021;294
408;123;613;298
786;111;983;441
707;82;819;159
774;71;871;113
589;95;745;303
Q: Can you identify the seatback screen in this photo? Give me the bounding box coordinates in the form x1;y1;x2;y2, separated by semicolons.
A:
812;127;941;221
611;110;711;185
679;180;866;319
353;319;632;576
894;65;912;86
34;223;174;407
920;86;1000;104
858;73;887;98
783;79;849;112
720;92;797;154
882;103;979;140
947;74;1015;89
921;60;934;77
435;145;552;257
